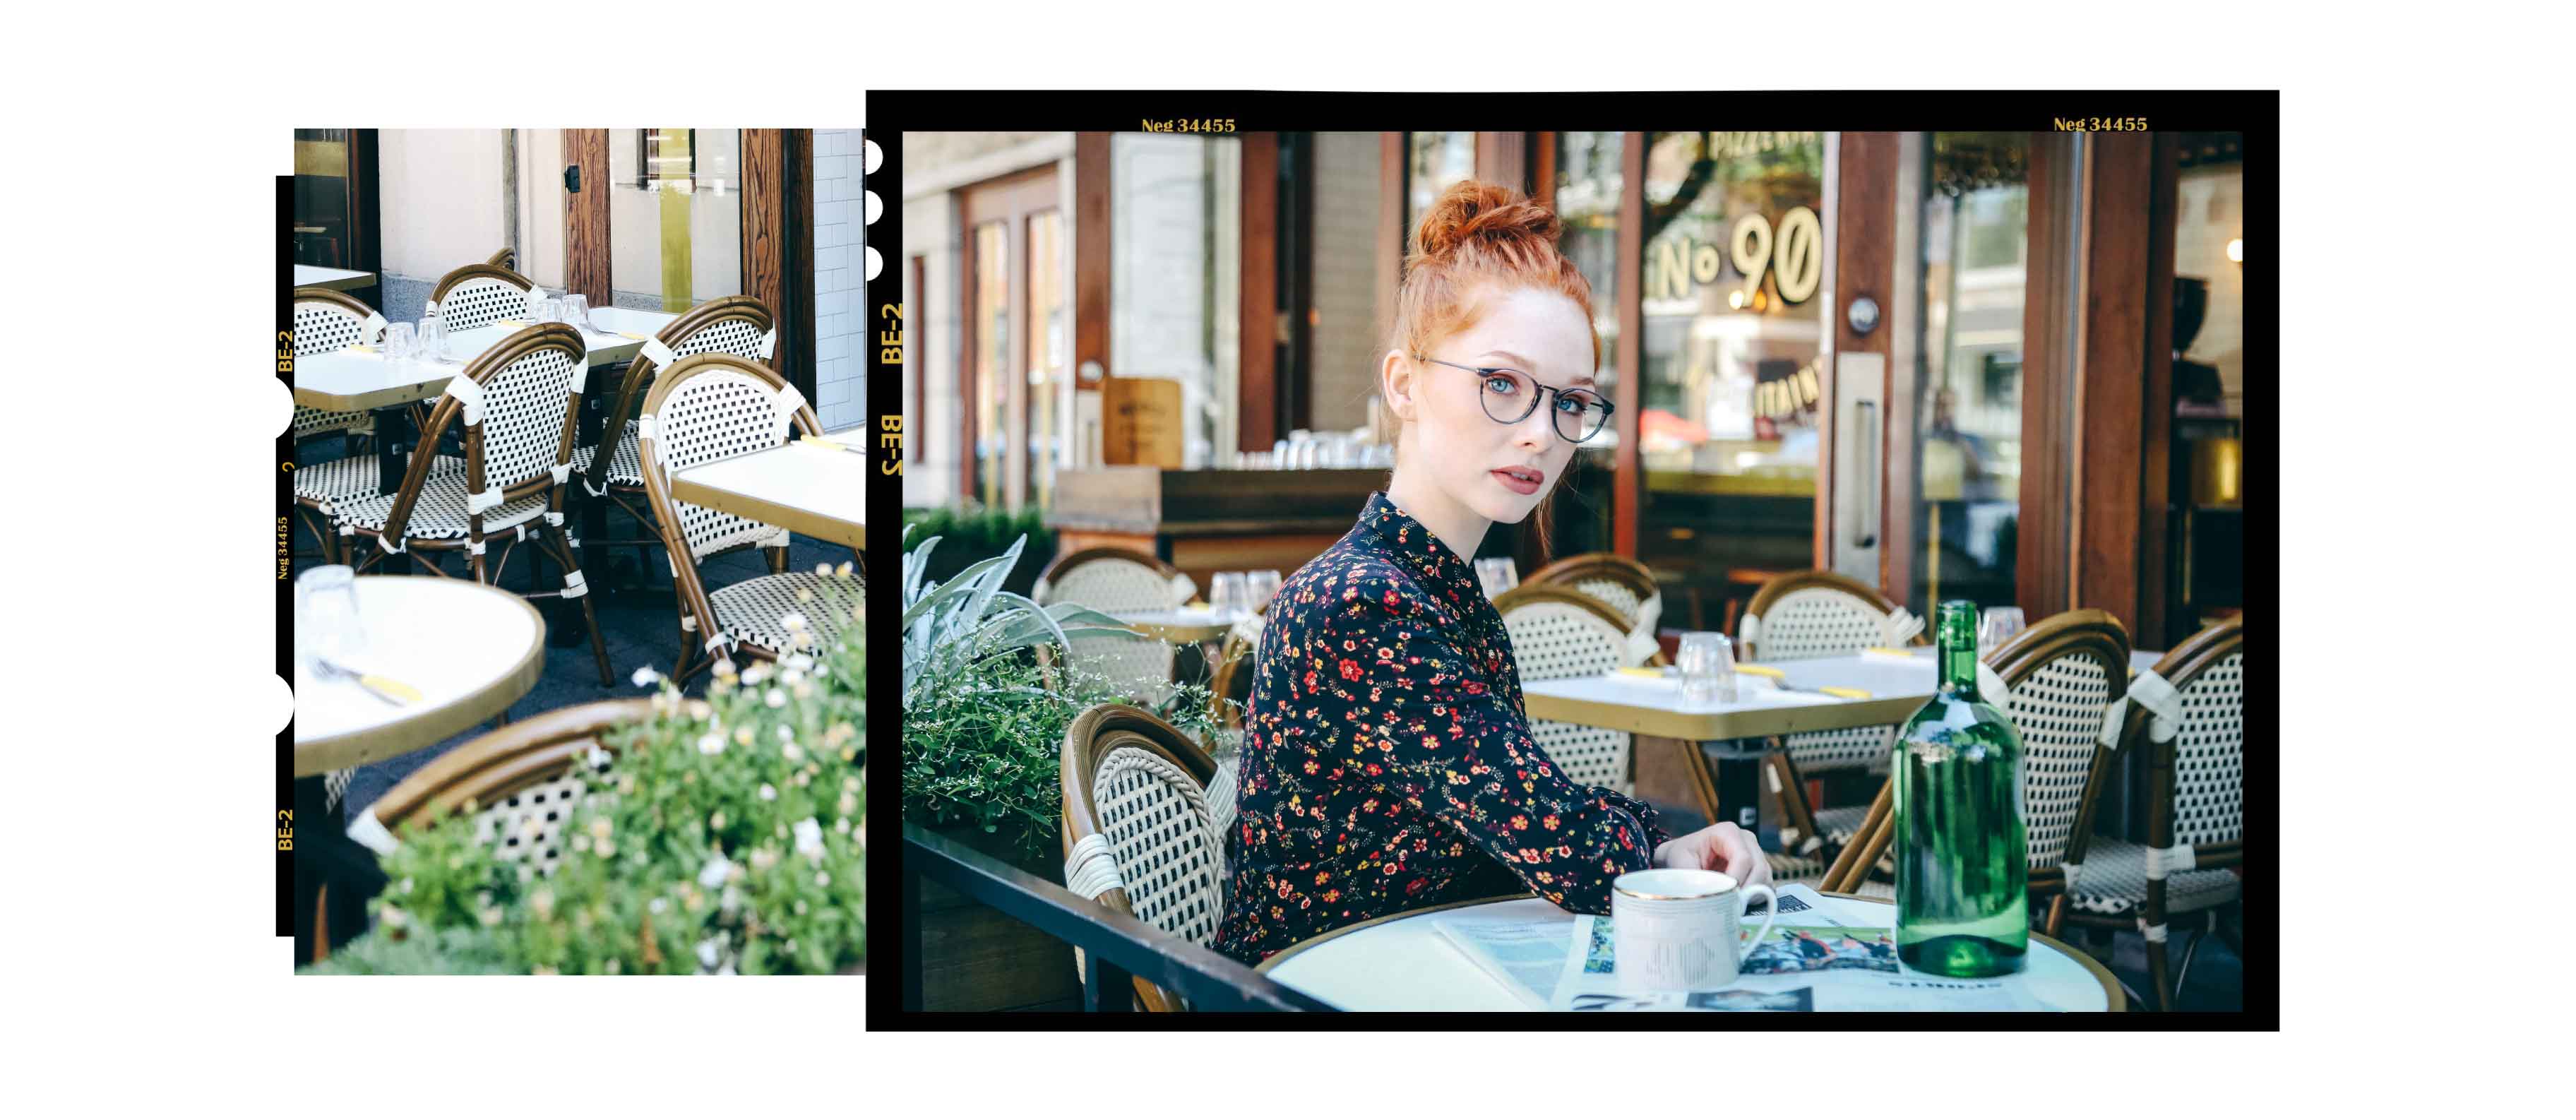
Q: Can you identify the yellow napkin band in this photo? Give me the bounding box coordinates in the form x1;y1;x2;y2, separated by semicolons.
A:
360;674;423;704
1732;664;1786;679
1614;666;1665;679
617;331;650;340
800;436;847;451
1817;686;1872;700
496;318;528;329
1865;646;1914;657
347;344;378;355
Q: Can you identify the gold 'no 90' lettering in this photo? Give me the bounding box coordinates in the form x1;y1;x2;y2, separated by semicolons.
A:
1652;205;1822;307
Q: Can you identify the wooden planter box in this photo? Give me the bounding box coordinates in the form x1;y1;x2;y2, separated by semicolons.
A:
914;823;1084;1012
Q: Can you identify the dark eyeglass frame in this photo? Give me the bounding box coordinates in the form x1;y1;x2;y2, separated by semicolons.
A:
1414;355;1617;443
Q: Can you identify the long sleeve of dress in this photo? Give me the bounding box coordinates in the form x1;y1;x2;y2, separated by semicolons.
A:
1296;567;1669;915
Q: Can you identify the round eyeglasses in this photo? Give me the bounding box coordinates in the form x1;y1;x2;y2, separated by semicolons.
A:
1415;355;1616;443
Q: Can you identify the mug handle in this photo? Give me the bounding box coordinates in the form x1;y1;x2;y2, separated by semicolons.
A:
1738;884;1779;949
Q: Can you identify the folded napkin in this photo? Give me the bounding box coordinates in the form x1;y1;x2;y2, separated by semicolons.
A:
345;344;379;357
1859;646;1919;665
1614;666;1666;679
1816;686;1873;700
1732;664;1786;680
616;330;650;340
800;435;847;451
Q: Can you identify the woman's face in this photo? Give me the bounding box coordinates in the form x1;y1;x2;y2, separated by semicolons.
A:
1388;285;1599;528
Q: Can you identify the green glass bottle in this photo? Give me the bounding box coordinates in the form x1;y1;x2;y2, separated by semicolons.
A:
1893;600;2029;977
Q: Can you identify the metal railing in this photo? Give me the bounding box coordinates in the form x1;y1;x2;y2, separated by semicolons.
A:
900;823;1334;1013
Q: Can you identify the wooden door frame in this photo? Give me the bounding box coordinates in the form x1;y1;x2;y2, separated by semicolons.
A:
1239;133;1280;453
1074;133;1113;472
562;130;610;306
741;129;816;408
957;164;1063;511
1830;133;1902;589
2018;131;2083;617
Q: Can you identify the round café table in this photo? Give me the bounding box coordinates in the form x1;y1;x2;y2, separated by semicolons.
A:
292;575;547;776
1257;891;2125;1012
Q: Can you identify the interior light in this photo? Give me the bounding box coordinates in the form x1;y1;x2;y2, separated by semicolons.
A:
2226;238;2243;263
1728;290;1746;310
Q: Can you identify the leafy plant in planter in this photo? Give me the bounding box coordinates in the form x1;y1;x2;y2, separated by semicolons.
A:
302;565;866;975
900;532;1220;860
902;505;1055;598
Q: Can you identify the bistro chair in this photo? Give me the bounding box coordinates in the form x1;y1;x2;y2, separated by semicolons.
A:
1526;552;1664;664
2054;614;2246;1010
1060;703;1229;1013
1033;547;1198;707
1819;609;2134;922
635;352;840;684
1494;585;1658;795
343;698;652;871
428;261;542;334
576;295;778;585
288;287;467;564
1202;614;1264;840
330;323;613;687
1736;571;1928;866
486;246;516;270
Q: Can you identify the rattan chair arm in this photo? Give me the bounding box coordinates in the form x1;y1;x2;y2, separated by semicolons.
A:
370;699;655;833
431;261;536;304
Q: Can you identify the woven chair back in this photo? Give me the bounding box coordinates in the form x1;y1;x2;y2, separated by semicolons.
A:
1740;571;1921;774
1527;552;1658;630
591;295;778;486
431;262;539;333
2089;614;2246;858
637;352;818;560
351;701;652;879
292;287;384;438
1493;585;1637;792
1987;608;2133;877
372;324;585;544
1036;547;1193;706
1060;704;1227;1012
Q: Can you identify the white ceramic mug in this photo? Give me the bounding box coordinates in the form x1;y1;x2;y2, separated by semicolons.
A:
1611;868;1778;991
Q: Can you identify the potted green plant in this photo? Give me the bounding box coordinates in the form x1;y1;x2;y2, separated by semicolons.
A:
900;533;1222;1009
302;565;866;975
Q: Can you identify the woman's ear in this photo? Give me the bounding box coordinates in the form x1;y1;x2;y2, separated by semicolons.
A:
1380;350;1417;422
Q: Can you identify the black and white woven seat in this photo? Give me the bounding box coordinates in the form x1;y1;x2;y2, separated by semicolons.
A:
427;261;543;334
635;351;830;683
289;287;407;563
1034;548;1198;706
578;297;780;585
335;322;613;688
1527;552;1665;665
1061;703;1229;1012
1733;571;1927;862
1494;585;1652;796
2053;615;2246;1010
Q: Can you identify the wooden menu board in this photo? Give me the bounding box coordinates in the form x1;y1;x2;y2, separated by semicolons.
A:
1102;376;1183;468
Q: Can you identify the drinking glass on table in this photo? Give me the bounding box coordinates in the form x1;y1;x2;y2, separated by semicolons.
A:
417;314;448;362
1978;607;2027;654
1210;572;1248;621
1474;557;1519;598
560;294;592;331
381;321;417;364
296;565;367;679
1676;631;1738;705
1250;569;1282;612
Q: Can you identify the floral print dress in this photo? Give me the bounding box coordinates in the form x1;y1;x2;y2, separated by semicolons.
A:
1212;492;1669;965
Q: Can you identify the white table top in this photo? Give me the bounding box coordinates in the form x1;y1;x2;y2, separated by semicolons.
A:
291;309;683;412
294;264;373;291
1522;647;2171;743
669;439;864;552
292;576;545;775
1261;894;2116;1012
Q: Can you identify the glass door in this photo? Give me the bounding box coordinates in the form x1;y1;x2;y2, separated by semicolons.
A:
1904;131;2031;615
960;166;1063;511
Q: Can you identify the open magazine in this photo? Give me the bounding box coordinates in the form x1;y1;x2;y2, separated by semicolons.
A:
1434;885;2057;1012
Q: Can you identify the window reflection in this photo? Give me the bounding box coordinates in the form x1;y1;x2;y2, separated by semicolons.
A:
1110;133;1239;469
1027;209;1066;509
1404;132;1477;252
1550;131;1623;560
974;220;1008;508
1637;131;1827;631
1910;131;2029;613
607;129;743;311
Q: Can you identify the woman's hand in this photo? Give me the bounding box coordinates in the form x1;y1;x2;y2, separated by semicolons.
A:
1653;822;1772;888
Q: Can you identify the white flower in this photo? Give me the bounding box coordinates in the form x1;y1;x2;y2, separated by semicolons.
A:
816;871;830;888
649;897;667;915
766;689;787;708
686;700;712;721
794;816;825;859
815;562;833;577
777;725;796;743
835;816;850;835
595;839;616;859
588;818;612;840
697;854;734;890
784;744;804;763
398;877;415;895
741;663;768;685
780;612;808;632
631;666;662;688
698;731;724;755
697;939;720;970
759;783;777;802
587;745;612;768
712;658;738;678
709;811;727;830
837;561;854;578
796;588;814;603
837;792;858;816
782;654;815;672
530;888;555;920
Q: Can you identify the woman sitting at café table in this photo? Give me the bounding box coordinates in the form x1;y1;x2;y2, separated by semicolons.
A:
1215;181;1770;966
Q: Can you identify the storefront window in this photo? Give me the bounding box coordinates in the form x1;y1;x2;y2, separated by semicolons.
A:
1111;133;1240;469
1027;209;1066;508
973;220;1008;508
607;129;744;311
1404;131;1477;251
1908;131;2029;614
1636;131;1827;631
1549;131;1623;560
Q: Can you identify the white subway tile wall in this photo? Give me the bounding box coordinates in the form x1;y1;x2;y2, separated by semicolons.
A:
812;129;864;433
